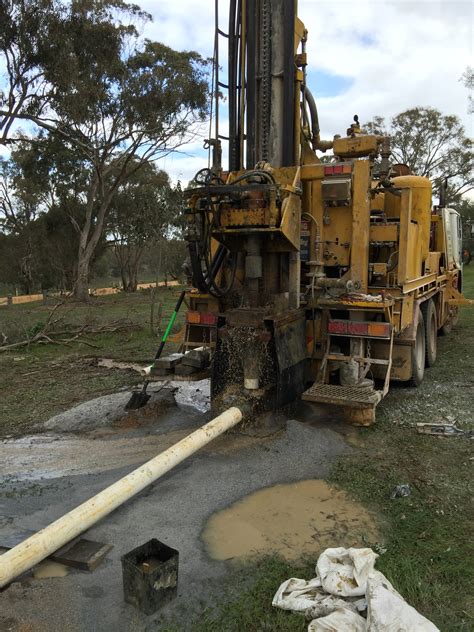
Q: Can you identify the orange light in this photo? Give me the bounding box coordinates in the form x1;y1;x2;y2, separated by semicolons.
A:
368;323;390;337
186;311;201;324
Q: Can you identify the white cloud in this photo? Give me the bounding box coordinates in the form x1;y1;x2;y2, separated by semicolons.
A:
302;0;473;139
144;1;474;177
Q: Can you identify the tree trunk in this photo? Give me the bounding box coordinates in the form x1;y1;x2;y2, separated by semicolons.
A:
75;252;91;302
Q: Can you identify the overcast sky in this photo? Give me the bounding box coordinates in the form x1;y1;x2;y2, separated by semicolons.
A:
139;0;473;183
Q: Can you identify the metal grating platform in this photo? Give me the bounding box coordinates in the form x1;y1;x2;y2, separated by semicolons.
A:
302;383;381;409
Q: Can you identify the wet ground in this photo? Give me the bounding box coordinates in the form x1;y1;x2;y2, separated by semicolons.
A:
0;382;373;632
203;479;379;562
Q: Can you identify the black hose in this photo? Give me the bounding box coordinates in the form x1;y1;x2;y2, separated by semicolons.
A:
230;169;276;184
304;86;320;142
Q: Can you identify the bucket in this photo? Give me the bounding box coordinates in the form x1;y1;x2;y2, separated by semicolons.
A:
121;539;179;615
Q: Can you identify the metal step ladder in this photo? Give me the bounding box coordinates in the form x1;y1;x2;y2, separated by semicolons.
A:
302;328;394;411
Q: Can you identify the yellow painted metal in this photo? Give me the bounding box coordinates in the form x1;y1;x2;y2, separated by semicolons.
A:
280;193;302;251
392;175;432;264
446;284;473;306
301;163;324;181
333;135;380;158
350;160;371;290
402;273;437;294
400;293;414;331
370;341;412;381
369;223;398;242
425;251;441;274
397;188;412;284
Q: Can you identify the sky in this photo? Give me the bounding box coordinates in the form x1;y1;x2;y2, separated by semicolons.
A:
138;0;473;184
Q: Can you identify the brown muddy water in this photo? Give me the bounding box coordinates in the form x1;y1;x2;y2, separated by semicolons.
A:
33;560;69;579
202;479;379;561
0;548;69;580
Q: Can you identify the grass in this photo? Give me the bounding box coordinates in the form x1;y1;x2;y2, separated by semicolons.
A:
0;286;184;435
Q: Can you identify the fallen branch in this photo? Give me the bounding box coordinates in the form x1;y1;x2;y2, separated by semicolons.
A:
0;303;140;352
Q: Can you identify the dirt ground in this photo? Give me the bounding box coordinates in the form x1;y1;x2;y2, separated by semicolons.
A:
0;270;473;631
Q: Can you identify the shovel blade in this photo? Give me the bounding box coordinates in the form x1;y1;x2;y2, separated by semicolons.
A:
125;391;151;411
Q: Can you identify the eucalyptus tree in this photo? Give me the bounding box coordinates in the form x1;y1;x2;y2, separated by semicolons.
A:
0;0;209;300
108;163;181;292
364;107;473;202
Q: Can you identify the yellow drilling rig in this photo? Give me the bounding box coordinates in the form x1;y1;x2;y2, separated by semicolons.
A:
181;0;468;425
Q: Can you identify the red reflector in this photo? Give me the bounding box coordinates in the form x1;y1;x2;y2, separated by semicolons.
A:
328;320;347;334
200;312;217;325
348;322;368;335
324;166;334;176
333;165;343;174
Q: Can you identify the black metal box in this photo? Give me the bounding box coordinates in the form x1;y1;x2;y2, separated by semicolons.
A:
121;539;179;615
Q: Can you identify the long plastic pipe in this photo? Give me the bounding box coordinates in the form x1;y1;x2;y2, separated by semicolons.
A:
0;407;243;588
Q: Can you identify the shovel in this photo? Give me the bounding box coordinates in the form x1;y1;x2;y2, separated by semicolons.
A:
125;290;186;410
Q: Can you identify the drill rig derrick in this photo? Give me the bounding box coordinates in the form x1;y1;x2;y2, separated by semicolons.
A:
184;0;310;420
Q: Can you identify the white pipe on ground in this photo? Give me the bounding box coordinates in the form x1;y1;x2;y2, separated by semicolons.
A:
0;406;243;588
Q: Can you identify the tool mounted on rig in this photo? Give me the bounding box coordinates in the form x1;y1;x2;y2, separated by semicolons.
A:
182;0;467;425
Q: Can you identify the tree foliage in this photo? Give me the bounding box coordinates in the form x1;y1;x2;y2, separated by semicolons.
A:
0;0;209;299
461;66;473;115
364;107;473;200
108;164;183;292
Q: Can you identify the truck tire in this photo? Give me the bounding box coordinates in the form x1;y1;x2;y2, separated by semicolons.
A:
421;299;437;367
409;312;425;387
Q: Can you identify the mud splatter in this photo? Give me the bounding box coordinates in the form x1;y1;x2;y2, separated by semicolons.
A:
203;479;379;561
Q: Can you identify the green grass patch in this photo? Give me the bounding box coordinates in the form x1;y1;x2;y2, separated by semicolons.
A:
160;557;314;632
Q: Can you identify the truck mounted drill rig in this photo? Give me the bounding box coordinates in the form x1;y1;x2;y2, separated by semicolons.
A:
182;0;467;425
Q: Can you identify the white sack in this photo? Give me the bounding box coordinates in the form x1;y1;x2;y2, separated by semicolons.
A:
366;578;439;631
316;547;378;597
272;547;440;632
308;608;367;632
272;577;323;612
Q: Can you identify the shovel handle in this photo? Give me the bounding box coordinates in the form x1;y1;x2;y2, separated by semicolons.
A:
154;290;186;361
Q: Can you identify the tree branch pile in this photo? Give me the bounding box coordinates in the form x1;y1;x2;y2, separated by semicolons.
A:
0;303;140;352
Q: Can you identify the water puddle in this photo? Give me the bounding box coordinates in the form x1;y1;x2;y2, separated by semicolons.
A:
203;479;378;561
33;560;69;579
0;548;69;580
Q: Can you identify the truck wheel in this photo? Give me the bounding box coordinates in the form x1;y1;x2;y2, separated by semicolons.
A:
409;312;425;386
421;300;437;367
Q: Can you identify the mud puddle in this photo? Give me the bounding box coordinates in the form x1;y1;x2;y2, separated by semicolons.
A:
33;560;69;579
0;548;68;580
203;479;379;561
